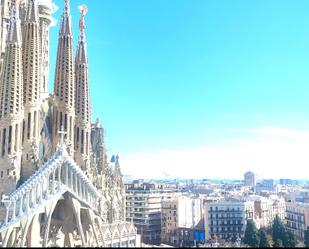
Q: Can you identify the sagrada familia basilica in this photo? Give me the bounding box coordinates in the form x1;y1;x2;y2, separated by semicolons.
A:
0;0;138;247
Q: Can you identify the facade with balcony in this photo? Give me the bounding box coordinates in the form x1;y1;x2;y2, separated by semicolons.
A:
125;182;179;245
204;201;255;242
286;202;309;240
161;195;204;247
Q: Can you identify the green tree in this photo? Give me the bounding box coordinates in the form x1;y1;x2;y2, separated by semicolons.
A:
285;229;296;247
273;239;283;248
272;215;298;248
272;215;286;244
244;219;260;247
259;229;271;247
305;227;309;247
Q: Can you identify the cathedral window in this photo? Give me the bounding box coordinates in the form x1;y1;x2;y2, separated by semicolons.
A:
69;117;73;139
60;112;63;130
76;127;80;148
81;130;84;154
64;114;68;130
33;111;37;137
8;125;12;154
55;111;58;135
2;128;6;157
27;112;31;139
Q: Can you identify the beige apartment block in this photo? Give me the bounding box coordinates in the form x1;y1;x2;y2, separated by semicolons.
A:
286;202;309;241
204;201;255;242
161;195;204;247
125;182;179;245
247;195;286;229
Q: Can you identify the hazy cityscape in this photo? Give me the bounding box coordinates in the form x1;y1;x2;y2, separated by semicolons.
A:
0;0;309;248
123;174;309;247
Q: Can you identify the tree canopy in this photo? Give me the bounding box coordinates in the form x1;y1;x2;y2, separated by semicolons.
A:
305;227;309;248
259;229;271;248
244;219;260;247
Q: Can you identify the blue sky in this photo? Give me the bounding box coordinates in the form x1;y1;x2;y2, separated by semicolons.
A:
50;0;309;179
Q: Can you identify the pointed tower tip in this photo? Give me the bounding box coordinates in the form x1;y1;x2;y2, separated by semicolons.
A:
76;5;88;63
59;0;72;36
7;1;22;44
78;4;88;42
64;0;70;13
26;0;39;22
78;4;88;17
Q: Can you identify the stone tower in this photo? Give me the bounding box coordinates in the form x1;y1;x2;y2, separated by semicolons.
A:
0;0;12;73
74;6;91;171
0;2;24;194
38;0;53;100
21;0;41;181
53;0;75;153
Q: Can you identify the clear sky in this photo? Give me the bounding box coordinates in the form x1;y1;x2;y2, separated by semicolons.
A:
49;0;309;180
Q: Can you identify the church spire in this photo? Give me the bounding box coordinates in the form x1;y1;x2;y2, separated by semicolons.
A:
21;0;42;180
60;0;72;36
25;0;39;22
53;0;75;154
0;0;24;194
0;1;23;118
74;5;91;171
76;4;87;63
7;2;21;44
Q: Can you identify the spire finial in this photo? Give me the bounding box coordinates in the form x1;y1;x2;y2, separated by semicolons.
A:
78;5;88;42
60;0;72;35
26;0;38;22
7;0;21;43
64;0;70;14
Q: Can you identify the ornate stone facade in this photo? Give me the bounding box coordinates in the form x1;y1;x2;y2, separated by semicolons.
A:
0;0;137;247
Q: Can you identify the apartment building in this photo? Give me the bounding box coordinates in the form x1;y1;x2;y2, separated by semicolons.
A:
249;195;286;229
286;202;309;240
125;181;179;245
161;195;204;247
204;201;255;242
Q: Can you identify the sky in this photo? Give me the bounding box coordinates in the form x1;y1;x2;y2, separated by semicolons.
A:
49;0;309;180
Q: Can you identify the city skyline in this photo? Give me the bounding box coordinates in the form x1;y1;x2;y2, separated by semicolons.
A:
49;0;309;179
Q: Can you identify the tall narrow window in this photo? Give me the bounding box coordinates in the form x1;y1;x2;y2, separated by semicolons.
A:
69;116;72;140
14;124;18;151
22;119;25;143
81;130;84;154
27;112;31;139
55;110;58;136
59;112;63;130
33;111;37;137
64;113;67;131
86;132;89;155
0;128;4;156
8;126;12;154
76;127;80;148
